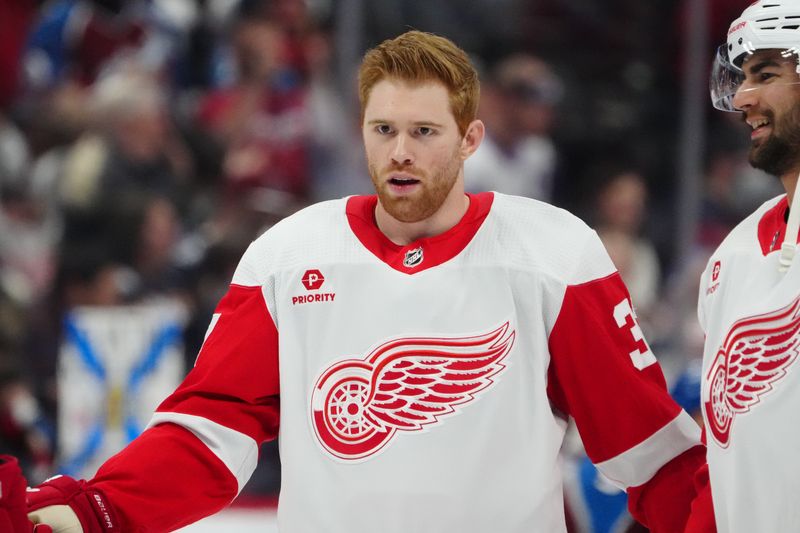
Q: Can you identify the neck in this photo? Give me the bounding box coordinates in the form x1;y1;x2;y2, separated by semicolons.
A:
375;185;469;246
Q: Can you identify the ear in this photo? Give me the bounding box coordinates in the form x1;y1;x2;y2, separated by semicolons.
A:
460;119;485;160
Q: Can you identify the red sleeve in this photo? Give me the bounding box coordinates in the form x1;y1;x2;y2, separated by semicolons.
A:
155;284;280;442
548;272;704;532
90;423;240;531
89;284;280;531
548;273;681;461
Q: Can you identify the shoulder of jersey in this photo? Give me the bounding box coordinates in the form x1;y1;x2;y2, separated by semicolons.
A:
254;197;348;246
491;193;591;235
237;198;350;274
487;193;612;284
713;194;786;256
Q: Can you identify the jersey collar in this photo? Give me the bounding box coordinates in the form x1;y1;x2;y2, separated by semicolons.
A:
346;192;494;274
757;196;797;255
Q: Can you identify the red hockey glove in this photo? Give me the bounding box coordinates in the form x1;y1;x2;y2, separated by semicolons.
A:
684;463;717;533
0;455;38;532
27;475;121;533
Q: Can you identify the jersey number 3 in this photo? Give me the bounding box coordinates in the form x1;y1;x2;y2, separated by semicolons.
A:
613;299;657;370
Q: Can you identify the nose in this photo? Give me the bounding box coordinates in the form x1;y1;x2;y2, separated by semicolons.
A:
732;82;757;111
390;134;414;166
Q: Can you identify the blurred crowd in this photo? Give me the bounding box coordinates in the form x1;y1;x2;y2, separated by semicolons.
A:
0;0;786;530
1;0;367;490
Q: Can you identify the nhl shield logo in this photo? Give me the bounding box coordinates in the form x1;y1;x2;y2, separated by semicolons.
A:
403;247;423;268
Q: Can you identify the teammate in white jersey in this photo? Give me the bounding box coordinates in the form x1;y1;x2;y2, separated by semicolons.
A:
23;31;707;533
687;1;800;531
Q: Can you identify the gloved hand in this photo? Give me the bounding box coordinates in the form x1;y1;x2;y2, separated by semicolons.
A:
27;475;121;533
0;455;40;532
684;463;717;533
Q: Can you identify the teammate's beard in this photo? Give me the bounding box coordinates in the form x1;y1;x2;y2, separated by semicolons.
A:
748;101;800;177
369;146;462;223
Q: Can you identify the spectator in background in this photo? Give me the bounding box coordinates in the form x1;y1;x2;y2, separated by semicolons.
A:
465;53;562;201
196;5;312;202
593;169;661;323
130;196;185;299
0;117;62;442
45;62;197;307
23;0;192;91
254;0;314;79
0;182;58;310
0;115;58;309
0;114;32;195
304;20;371;201
58;64;191;214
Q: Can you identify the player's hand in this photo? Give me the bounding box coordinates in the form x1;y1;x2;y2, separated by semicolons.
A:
27;475;121;533
684;463;717;533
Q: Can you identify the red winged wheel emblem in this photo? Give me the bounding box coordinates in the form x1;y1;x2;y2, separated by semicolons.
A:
310;323;515;461
704;296;800;447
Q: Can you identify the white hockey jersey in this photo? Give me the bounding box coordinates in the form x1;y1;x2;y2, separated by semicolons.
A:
90;192;702;532
698;194;800;533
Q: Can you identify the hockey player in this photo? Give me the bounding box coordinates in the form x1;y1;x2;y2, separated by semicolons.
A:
689;1;800;531
27;31;707;532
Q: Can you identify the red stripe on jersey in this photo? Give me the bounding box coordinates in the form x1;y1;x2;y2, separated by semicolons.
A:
157;284;280;444
547;272;680;463
91;423;239;531
346;192;494;274
757;196;795;255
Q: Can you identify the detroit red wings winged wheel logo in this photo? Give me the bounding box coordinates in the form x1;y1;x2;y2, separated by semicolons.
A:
704;296;800;447
310;323;515;461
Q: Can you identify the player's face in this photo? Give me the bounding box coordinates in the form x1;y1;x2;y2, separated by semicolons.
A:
362;78;473;223
733;50;800;177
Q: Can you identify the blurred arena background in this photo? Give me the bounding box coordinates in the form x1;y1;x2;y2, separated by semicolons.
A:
0;0;771;531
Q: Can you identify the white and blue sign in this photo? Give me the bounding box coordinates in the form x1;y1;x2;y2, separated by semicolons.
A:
57;301;187;478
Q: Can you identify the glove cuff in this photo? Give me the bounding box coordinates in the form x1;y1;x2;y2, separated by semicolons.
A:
27;476;122;533
73;482;119;532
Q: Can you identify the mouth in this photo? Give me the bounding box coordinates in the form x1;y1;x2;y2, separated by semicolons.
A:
386;174;421;193
747;116;771;141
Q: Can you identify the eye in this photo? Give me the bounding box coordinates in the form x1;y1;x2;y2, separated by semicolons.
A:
375;124;393;135
415;126;436;136
759;72;777;82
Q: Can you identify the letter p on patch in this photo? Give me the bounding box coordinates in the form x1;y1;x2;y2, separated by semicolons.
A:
301;269;325;290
